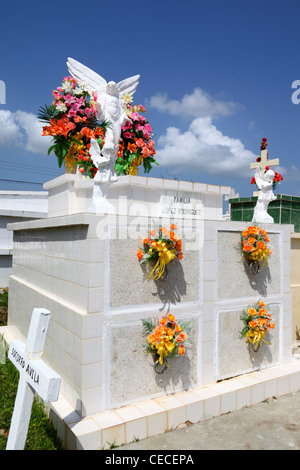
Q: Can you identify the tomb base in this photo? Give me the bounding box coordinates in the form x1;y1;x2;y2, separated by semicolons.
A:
2;176;295;448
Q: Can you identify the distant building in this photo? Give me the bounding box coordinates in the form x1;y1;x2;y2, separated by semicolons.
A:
0;191;48;287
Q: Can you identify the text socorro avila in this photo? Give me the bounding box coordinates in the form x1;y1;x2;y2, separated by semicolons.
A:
10;347;40;384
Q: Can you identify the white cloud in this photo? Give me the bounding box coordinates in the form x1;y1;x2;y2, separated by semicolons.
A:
149;88;239;119
0;109;51;154
156;117;257;178
0;110;22;146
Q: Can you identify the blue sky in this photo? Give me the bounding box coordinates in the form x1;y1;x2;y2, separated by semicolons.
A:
0;0;300;198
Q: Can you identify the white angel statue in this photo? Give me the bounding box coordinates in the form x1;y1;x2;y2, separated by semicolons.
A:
67;57;140;183
252;168;276;223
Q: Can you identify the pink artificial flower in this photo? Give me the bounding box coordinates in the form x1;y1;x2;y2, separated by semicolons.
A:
123;131;133;139
76;96;85;107
122;121;132;131
129;112;140;121
68;108;77;118
135;123;144;132
135;138;145;147
64;93;76;106
53;90;62;100
84;108;93;118
92;91;98;101
144;123;152;133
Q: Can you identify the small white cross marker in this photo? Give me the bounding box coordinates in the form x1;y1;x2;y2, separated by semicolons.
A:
6;308;61;450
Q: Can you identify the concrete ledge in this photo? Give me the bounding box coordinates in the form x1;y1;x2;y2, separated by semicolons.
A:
2;324;299;450
52;359;300;450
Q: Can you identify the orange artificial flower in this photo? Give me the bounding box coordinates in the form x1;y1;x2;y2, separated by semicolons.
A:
170;224;178;230
127;142;137;153
258;308;267;316
248;308;257;316
154;330;162;341
248;226;259;236
175;324;182;333
243;243;254;253
170;231;179;242
176;332;188;342
269;322;275;329
178;345;185;356
167;328;174;336
167;313;175;322
150;230;156;237
93;127;105;138
148;334;156;344
81;127;96;139
248;320;257;328
159;318;167;325
137;249;143;260
247;237;256;245
258;301;266;307
257;241;266;250
177;252;183;260
143;237;150;244
175;240;182;251
242;230;249;237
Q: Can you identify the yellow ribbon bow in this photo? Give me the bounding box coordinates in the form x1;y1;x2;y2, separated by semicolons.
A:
246;327;271;350
155;335;176;364
148;241;175;280
250;248;268;266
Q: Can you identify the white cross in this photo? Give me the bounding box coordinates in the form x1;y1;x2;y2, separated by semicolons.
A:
250;149;279;171
6;308;61;450
250;149;279;196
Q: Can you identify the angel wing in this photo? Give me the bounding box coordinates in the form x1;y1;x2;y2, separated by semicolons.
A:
66;57;107;95
254;167;264;190
117;75;140;98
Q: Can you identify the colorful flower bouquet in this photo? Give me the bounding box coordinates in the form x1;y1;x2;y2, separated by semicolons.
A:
115;95;158;176
240;301;275;352
38;76;106;176
251;138;283;188
39;83;158;178
142;313;190;373
241;225;272;274
137;225;183;280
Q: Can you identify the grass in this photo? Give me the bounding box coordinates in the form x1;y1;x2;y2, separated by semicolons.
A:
0;288;63;450
0;289;8;327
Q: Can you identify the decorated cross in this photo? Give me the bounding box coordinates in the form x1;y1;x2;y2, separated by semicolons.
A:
250;138;280;196
6;308;61;450
250;149;279;172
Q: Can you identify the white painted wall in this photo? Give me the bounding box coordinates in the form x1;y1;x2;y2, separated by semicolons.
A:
0;191;48;287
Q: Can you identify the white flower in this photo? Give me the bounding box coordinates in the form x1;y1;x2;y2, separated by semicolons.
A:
56;102;68;112
122;93;133;104
61;81;73;93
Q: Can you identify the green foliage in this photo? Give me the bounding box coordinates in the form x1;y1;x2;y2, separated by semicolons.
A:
37;104;62;123
0;289;8;308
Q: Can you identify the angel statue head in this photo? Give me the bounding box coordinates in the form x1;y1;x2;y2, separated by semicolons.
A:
66;57;140;183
